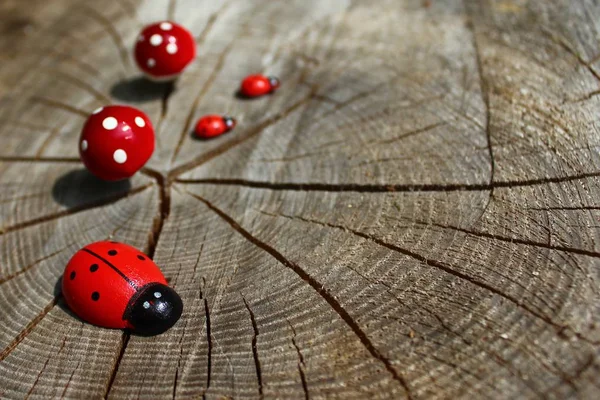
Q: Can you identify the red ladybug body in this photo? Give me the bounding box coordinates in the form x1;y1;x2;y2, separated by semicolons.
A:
62;241;183;335
194;115;236;139
79;105;155;181
240;74;280;98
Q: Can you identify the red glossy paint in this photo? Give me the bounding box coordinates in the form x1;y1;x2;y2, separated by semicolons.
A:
194;115;236;139
62;241;183;335
240;74;280;97
134;21;196;81
79;105;154;181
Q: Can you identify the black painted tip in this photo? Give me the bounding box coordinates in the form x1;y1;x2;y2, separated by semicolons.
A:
125;283;183;336
223;116;237;130
268;76;280;91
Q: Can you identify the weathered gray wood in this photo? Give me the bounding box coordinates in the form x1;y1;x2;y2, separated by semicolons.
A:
0;0;599;399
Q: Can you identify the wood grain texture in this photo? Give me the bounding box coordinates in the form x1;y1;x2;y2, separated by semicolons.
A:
0;0;599;398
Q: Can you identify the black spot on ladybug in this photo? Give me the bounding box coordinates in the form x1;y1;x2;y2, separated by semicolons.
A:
70;271;76;280
108;250;117;256
137;255;146;261
90;264;99;272
91;292;100;301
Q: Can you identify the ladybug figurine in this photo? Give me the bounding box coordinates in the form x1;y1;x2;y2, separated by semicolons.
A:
194;115;236;139
239;74;280;98
62;241;183;335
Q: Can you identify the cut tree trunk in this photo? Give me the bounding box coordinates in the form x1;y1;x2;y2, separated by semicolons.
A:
0;0;599;399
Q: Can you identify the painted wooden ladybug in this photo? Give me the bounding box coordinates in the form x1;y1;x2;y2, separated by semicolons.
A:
239;74;280;98
194;115;236;139
62;241;183;335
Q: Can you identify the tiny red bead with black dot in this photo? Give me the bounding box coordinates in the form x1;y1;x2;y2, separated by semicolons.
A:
194;115;236;139
239;74;280;98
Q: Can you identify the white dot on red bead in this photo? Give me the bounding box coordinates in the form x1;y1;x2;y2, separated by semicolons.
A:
102;117;118;130
147;58;156;68
160;22;173;31
81;140;88;151
135;117;145;127
113;149;127;164
166;43;178;54
92;107;103;115
150;34;163;46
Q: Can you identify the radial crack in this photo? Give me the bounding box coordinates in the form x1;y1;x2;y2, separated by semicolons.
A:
0;184;152;236
30;96;89;118
253;209;574;337
185;190;413;398
103;331;130;398
242;296;263;399
170;42;234;163
288;321;309;400
169;93;316;178
177;170;600;192
0;296;59;362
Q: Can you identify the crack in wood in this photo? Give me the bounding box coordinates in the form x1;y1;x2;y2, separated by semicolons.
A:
197;281;212;400
30;96;89;118
0;245;72;286
141;171;171;259
253;209;586;341
288;321;309;400
101;171;172;399
0;156;81;163
203;296;213;398
35;126;66;159
59;361;80;400
468;14;495;224
195;1;231;46
24;355;51;399
76;4;131;71
540;27;600;84
172;319;188;400
169;93;316;178
177;170;600;192
185;190;413;399
170;42;235;163
0;296;59;362
242;295;263;399
0;184;152;237
103;331;130;399
51;69;112;103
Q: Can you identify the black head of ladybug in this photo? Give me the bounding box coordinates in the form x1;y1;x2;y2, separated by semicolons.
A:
124;283;183;335
268;76;280;91
223;116;236;131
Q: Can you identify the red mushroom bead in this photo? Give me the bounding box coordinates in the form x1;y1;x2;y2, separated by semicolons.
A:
79;105;154;181
240;74;280;98
194;115;236;139
134;21;196;81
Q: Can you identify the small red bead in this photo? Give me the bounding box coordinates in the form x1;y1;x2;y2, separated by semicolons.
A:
194;115;236;139
240;74;280;97
79;105;155;181
134;21;196;81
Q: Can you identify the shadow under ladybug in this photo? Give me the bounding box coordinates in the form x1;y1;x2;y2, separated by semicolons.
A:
110;77;175;103
52;168;131;208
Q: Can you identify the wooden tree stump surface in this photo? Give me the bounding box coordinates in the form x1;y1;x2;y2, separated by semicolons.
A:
1;0;599;398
